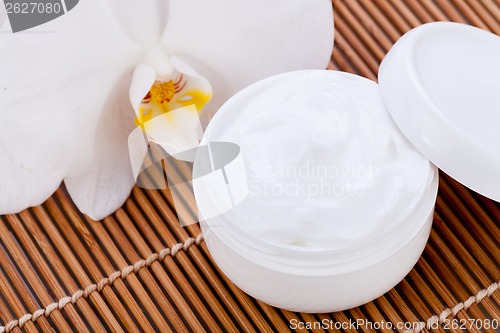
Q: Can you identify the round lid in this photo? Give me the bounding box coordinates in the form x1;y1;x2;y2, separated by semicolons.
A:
378;22;500;203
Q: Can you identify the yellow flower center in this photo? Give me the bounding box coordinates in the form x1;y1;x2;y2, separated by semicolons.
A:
135;74;211;126
149;80;176;104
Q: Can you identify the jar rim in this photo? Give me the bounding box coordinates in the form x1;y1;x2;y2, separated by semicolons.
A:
201;167;438;275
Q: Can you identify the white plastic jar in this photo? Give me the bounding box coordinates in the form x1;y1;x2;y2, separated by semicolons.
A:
195;70;439;313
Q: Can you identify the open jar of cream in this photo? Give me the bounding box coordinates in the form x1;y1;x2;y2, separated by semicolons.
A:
194;22;499;313
195;70;438;312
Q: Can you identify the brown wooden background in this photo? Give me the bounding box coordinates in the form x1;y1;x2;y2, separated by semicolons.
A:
1;0;499;332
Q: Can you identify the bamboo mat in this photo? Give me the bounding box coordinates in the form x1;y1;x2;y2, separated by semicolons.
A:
1;0;499;332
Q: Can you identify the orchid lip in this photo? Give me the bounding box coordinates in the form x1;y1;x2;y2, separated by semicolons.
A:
136;68;212;126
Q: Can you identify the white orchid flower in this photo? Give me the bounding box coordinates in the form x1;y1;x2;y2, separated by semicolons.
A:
0;0;333;220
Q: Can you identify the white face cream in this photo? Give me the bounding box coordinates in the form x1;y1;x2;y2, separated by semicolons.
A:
203;71;433;249
196;70;438;313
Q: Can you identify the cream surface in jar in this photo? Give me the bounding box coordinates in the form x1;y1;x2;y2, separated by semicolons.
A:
204;71;433;249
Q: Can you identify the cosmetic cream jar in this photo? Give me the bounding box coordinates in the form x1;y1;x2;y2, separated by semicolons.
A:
195;70;438;313
194;22;499;313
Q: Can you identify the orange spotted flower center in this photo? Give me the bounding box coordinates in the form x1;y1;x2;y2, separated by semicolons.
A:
143;75;187;105
149;80;175;104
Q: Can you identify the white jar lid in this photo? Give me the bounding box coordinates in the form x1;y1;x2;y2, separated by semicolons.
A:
378;22;500;202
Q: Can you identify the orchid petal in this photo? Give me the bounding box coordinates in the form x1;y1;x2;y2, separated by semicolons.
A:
64;73;137;220
108;0;169;46
0;0;140;214
128;125;151;187
162;0;334;116
129;64;157;118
